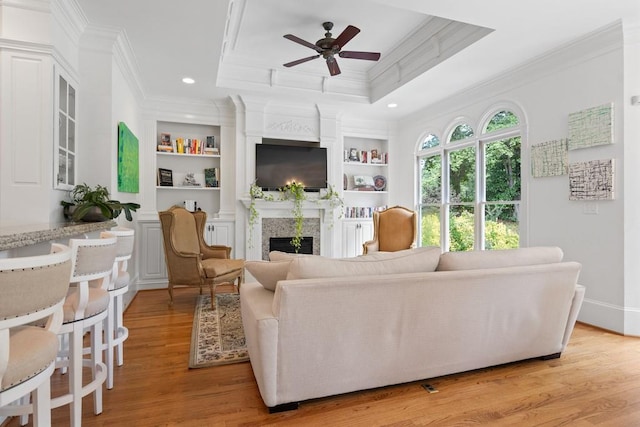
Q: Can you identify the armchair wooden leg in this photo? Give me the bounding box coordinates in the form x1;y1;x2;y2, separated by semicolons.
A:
210;285;215;309
168;284;174;307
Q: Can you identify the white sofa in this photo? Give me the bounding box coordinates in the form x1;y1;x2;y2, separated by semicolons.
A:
240;247;585;412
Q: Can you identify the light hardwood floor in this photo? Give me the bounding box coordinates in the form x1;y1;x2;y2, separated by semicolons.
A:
5;286;640;426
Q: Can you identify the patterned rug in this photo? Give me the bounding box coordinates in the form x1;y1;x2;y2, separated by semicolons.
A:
189;293;249;368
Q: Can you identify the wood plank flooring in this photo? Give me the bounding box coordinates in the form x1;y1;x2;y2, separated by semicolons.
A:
5;286;640;426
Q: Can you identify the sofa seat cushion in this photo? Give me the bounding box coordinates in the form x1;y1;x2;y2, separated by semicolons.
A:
245;260;293;291
436;246;564;271
287;247;441;280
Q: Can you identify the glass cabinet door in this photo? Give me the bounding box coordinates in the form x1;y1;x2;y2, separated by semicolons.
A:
55;70;77;189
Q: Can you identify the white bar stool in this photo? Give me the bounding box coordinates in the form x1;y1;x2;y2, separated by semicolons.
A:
101;226;134;389
53;234;117;427
0;244;72;426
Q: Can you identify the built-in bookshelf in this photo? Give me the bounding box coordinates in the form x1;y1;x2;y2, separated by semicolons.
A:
341;136;390;256
156;121;222;214
342;136;389;215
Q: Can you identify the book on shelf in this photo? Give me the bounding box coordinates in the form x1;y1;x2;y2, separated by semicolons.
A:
204;136;219;155
204;167;219;187
157;133;173;152
158;168;173;186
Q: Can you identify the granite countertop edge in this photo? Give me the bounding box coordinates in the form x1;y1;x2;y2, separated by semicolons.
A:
0;220;118;251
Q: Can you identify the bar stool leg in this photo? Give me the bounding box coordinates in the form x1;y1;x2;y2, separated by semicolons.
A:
105;295;116;389
91;321;104;414
69;323;83;427
116;293;126;366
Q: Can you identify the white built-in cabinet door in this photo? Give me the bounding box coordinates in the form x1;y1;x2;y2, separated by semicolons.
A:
204;220;235;257
138;221;168;286
342;219;374;258
138;219;236;288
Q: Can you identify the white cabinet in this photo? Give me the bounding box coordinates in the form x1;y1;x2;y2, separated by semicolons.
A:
204;220;235;257
342;219;374;258
138;221;167;287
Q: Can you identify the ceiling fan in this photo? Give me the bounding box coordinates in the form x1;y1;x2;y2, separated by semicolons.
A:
283;21;381;76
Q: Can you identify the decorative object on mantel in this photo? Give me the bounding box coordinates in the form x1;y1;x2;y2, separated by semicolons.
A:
247;181;343;252
61;183;140;222
189;293;248;368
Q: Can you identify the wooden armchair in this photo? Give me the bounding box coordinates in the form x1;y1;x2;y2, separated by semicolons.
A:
159;206;244;307
362;205;417;254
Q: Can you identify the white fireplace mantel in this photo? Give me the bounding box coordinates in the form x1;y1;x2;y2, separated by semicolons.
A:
240;198;335;218
240;198;339;260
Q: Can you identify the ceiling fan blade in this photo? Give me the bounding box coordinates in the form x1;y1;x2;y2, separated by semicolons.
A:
331;25;360;49
283;55;321;68
326;56;341;76
339;51;381;61
284;34;322;52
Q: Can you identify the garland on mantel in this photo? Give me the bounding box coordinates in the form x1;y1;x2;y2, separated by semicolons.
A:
248;181;343;252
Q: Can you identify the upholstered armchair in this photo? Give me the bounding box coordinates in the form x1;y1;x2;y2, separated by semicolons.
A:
362;205;417;254
159;206;244;307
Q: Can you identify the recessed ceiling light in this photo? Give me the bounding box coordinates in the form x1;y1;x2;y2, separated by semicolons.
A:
387;103;398;108
182;77;195;84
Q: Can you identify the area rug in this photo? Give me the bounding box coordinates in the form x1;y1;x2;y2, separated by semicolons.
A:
189;293;249;368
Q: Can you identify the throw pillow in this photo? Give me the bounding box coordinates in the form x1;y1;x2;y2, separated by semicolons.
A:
286;246;441;280
436;246;564;271
245;260;292;291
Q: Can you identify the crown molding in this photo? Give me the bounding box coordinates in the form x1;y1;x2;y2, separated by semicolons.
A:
80;24;145;105
51;0;87;45
401;20;624;125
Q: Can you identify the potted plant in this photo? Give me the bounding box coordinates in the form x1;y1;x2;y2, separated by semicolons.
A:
61;183;140;222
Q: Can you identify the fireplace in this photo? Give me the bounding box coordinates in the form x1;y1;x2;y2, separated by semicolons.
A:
269;237;313;254
241;198;336;260
261;218;320;260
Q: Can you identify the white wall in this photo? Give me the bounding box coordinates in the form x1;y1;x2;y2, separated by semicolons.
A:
395;22;634;333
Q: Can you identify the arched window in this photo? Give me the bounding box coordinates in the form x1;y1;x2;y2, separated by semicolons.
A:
420;133;440;149
485;110;519;133
417;108;523;251
449;123;474;142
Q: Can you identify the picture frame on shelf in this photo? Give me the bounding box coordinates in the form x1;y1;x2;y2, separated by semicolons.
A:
373;175;387;191
353;175;375;191
348;148;360;162
360;150;368;164
158;168;173;186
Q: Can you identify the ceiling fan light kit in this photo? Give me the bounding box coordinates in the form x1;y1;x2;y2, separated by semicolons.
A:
283;21;381;76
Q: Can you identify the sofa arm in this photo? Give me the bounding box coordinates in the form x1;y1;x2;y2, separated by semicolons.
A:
561;284;586;350
240;282;280;407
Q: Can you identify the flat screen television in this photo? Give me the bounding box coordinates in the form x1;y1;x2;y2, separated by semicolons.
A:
255;142;327;191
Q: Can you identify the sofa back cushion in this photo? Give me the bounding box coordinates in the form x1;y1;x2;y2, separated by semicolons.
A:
436;246;564;271
287;247;441;280
268;251;314;261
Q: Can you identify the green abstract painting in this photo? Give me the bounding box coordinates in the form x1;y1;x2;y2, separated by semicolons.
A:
118;122;139;193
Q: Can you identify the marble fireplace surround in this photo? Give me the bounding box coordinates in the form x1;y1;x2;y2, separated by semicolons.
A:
241;199;335;260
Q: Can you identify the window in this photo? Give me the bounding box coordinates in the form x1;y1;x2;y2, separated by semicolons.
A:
418;110;522;251
54;69;77;190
